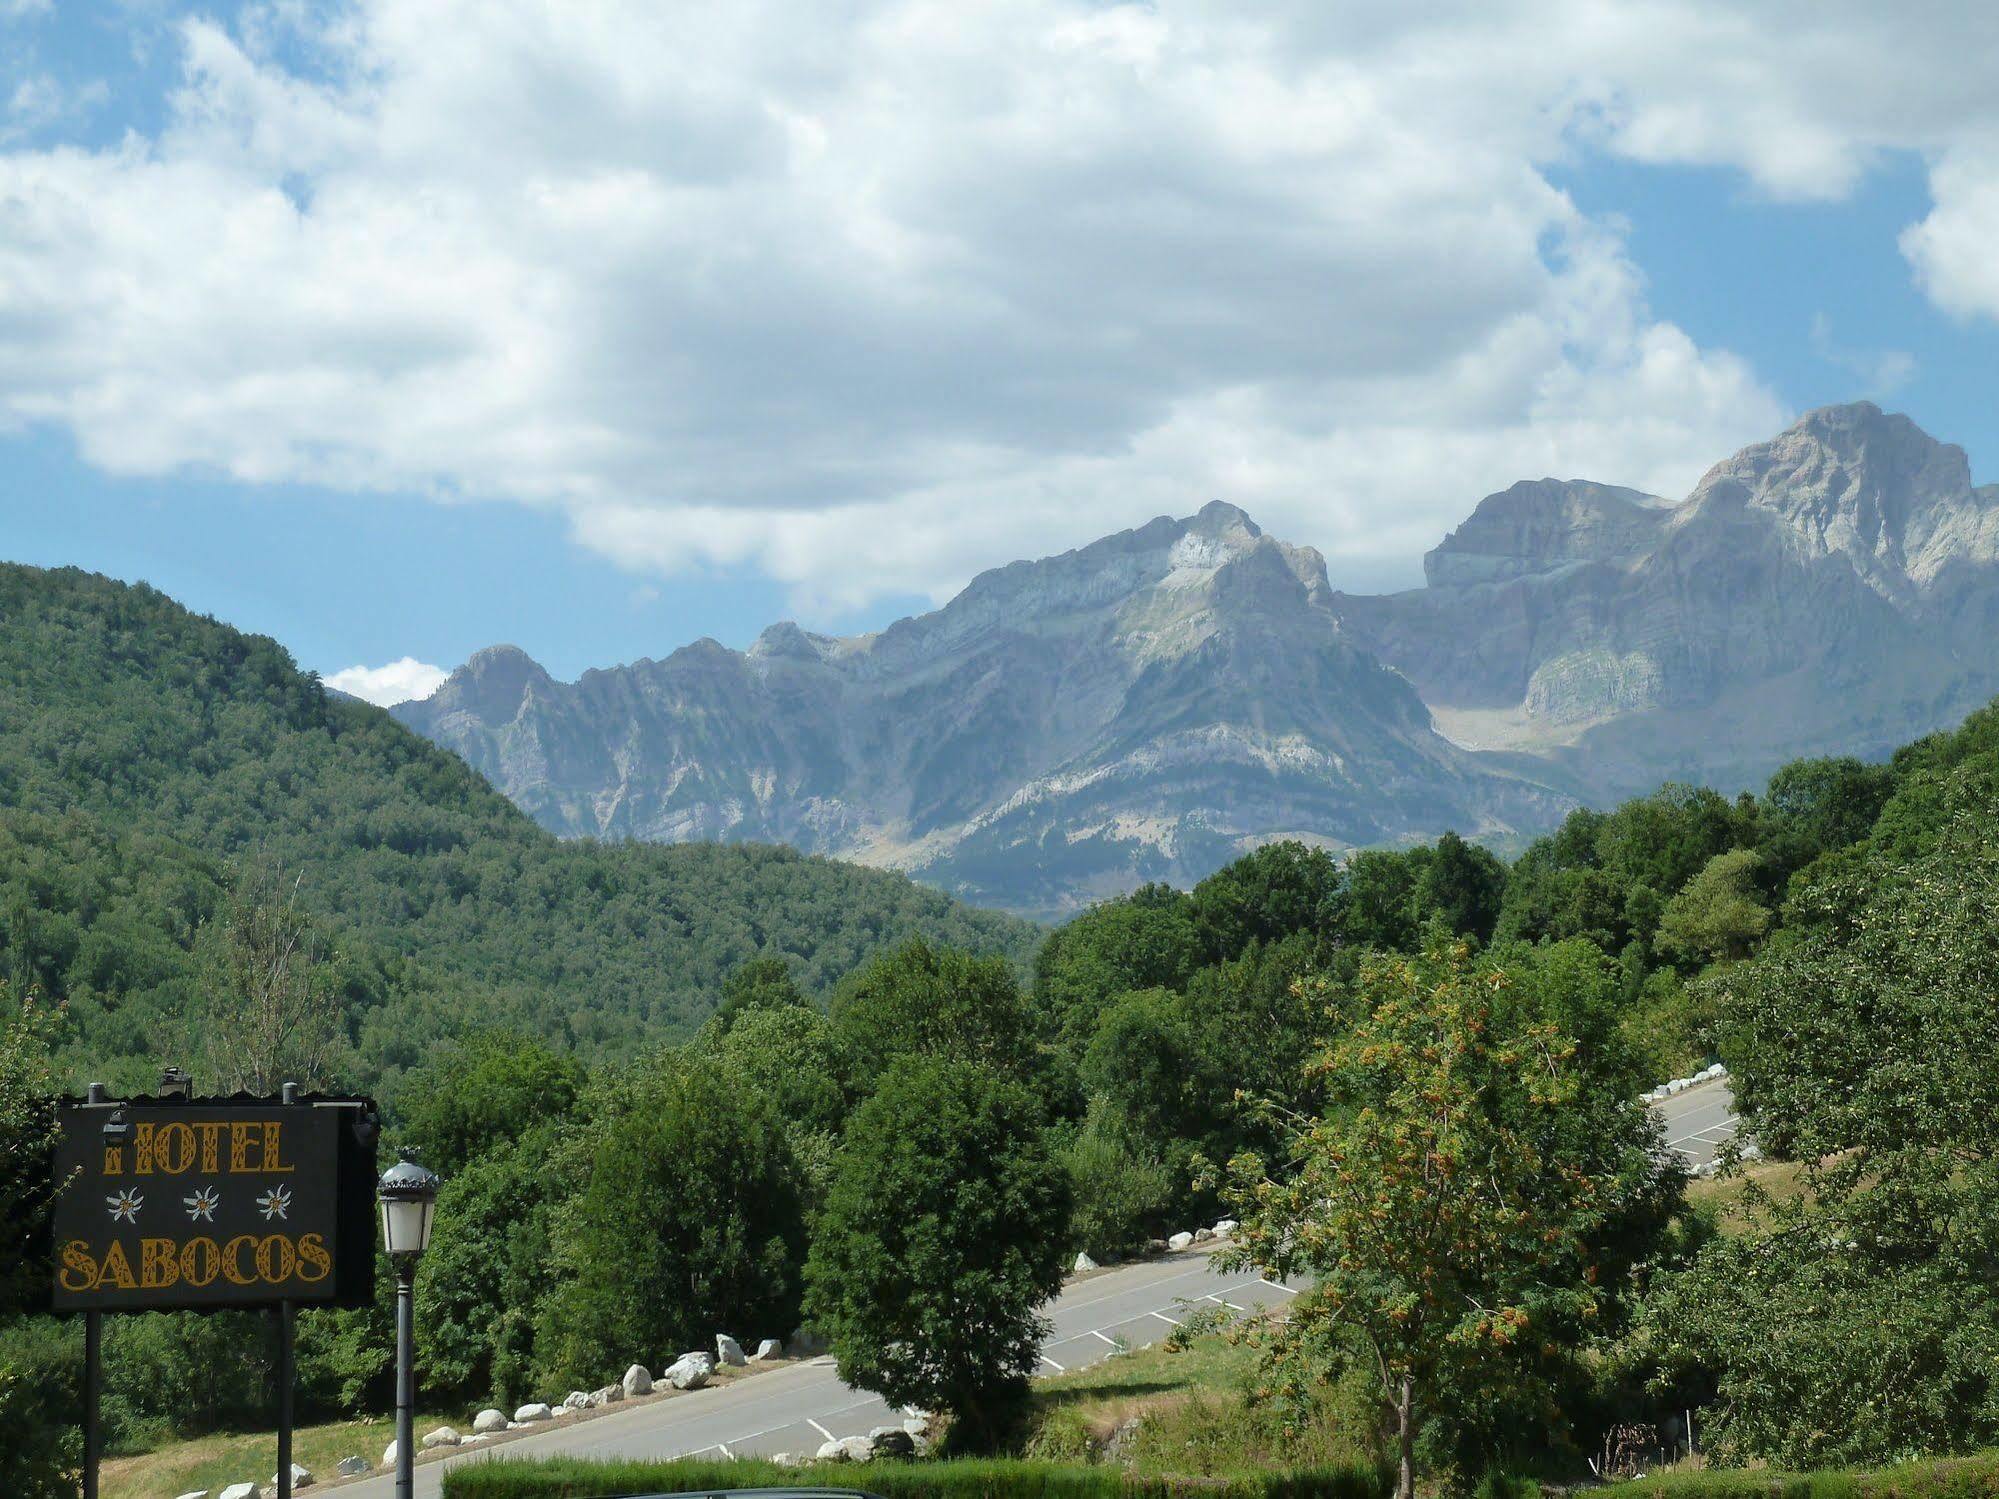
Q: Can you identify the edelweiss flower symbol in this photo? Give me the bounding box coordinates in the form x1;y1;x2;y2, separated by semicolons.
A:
184;1187;221;1222
256;1184;292;1221
106;1188;143;1224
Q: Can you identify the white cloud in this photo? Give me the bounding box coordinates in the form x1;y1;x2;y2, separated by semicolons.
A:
0;2;1990;612
325;656;448;707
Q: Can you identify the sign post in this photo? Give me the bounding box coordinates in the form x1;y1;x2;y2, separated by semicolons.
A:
53;1085;378;1499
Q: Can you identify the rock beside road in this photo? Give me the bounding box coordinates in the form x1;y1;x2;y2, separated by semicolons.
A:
421;1426;460;1449
869;1425;917;1457
1168;1231;1194;1250
473;1408;508;1434
622;1363;654;1397
817;1434;876;1461
717;1333;748;1366
753;1337;783;1360
589;1382;624;1406
1074;1251;1098;1273
664;1352;714;1390
514;1402;554;1423
336;1456;372;1477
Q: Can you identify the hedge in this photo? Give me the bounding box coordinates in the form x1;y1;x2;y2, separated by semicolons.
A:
440;1457;1391;1499
1594;1451;1999;1499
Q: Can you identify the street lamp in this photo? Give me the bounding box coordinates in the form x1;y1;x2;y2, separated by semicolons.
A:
377;1150;440;1499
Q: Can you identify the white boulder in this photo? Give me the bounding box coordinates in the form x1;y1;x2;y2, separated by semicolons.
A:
473;1408;508;1434
716;1333;748;1366
1193;1227;1215;1244
335;1456;372;1477
590;1383;624;1406
269;1464;314;1489
562;1390;592;1411
753;1338;783;1361
1167;1231;1195;1250
817;1434;875;1462
513;1402;554;1423
622;1363;654;1397
664;1352;715;1390
421;1426;460;1450
175;1491;212;1499
380;1441;398;1469
771;1452;802;1468
219;1485;259;1499
1073;1251;1098;1273
869;1425;917;1457
1213;1219;1238;1238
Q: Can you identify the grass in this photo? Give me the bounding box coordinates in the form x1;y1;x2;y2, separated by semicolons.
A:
97;1356;793;1498
98;1407;450;1499
1684;1158;1809;1234
1017;1331;1375;1478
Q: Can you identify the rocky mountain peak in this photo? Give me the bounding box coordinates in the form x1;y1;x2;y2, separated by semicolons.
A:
1685;401;1994;593
430;644;553;725
1423;478;1668;588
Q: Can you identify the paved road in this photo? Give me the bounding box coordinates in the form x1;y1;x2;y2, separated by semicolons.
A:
331;1082;1741;1497
1655;1076;1738;1169
335;1252;1298;1497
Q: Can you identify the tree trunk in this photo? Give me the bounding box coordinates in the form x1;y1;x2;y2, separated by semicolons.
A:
1396;1375;1416;1499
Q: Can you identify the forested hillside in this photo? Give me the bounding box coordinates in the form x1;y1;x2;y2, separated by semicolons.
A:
0;564;1038;1091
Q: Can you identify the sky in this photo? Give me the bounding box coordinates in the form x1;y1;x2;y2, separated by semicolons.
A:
1;3;1996;701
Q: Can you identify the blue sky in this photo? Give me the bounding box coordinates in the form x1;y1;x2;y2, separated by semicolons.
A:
3;3;1996;696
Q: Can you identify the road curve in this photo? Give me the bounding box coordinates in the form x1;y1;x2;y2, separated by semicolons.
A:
329;1081;1741;1496
332;1251;1295;1497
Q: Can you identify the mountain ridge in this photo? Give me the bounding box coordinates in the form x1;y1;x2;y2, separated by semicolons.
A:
400;402;1999;917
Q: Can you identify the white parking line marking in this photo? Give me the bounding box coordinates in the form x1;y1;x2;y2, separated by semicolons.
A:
1148;1310;1182;1326
808;1418;835;1441
1259;1279;1299;1294
1090;1330;1117;1345
1041;1353;1066;1371
1204;1294;1245;1309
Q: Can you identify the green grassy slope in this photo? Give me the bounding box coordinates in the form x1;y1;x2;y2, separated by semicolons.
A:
0;564;1039;1090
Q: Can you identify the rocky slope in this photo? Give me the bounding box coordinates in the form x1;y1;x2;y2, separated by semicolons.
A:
400;403;1999;915
1337;403;1999;799
398;503;1572;916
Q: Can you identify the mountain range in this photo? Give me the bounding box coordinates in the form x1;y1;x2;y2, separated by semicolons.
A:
397;403;1999;917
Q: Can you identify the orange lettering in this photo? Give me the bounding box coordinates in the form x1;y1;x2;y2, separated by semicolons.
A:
180;1237;221;1288
255;1235;297;1284
260;1122;292;1173
222;1234;258;1286
196;1122;224;1173
102;1146;123;1176
140;1238;180;1289
295;1233;331;1283
131;1122;157;1175
95;1241;135;1291
154;1122;195;1175
58;1240;97;1292
229;1121;257;1172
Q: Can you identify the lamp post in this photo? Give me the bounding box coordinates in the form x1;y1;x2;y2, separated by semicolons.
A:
377;1150;440;1499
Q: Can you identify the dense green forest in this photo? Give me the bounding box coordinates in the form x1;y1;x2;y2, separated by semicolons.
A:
6;557;1999;1493
0;564;1037;1092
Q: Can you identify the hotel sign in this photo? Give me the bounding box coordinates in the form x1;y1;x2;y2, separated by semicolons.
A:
51;1098;375;1312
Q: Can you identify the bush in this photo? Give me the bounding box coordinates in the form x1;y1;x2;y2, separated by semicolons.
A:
534;1052;808;1390
1060;1103;1175;1260
804;1057;1070;1439
440;1455;1392;1499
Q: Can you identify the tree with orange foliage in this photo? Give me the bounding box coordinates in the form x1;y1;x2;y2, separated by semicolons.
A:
1213;940;1675;1498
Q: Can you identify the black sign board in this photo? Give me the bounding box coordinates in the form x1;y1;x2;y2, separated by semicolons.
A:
52;1097;377;1313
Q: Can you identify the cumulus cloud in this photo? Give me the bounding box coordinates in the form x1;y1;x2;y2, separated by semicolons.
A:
0;2;1989;611
325;657;448;707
